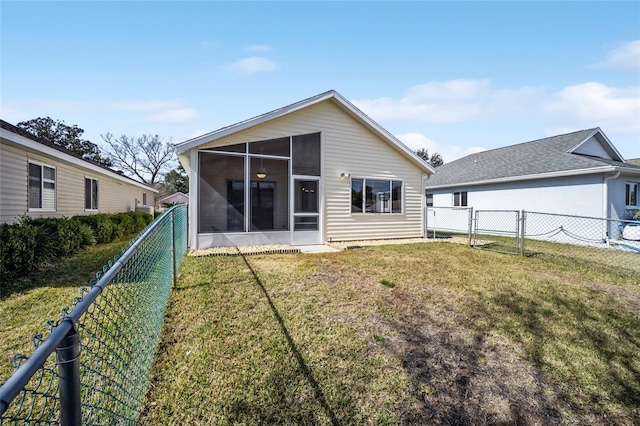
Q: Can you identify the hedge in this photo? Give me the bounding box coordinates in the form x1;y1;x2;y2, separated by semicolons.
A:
0;211;153;282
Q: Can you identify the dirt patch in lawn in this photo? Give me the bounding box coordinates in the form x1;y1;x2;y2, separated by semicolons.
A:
367;286;566;425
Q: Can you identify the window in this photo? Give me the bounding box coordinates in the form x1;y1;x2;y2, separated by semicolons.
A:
85;178;98;210
626;182;638;207
426;193;433;207
351;178;402;213
453;191;467;207
28;162;56;210
143;193;147;206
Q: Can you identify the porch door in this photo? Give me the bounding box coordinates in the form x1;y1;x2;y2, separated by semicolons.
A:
292;178;321;245
251;181;276;230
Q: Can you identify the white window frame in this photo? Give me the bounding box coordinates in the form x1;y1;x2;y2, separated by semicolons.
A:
143;192;147;206
85;177;99;211
28;161;56;212
350;177;403;214
626;181;639;208
453;191;468;207
426;193;434;207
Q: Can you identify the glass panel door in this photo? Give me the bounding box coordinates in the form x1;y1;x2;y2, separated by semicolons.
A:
292;178;321;245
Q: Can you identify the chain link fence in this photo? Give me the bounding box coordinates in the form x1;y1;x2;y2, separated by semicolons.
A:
522;211;640;273
0;205;188;425
426;206;639;272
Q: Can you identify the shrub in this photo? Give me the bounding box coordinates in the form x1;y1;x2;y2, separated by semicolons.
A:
28;217;87;257
75;215;110;244
79;223;96;246
113;213;135;236
2;211;154;282
0;220;42;280
128;211;152;233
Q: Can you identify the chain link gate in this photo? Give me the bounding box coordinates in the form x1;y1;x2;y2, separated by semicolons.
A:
425;206;474;245
472;210;521;255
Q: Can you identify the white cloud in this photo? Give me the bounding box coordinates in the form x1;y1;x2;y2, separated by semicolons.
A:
147;108;201;123
105;99;201;124
352;79;543;123
353;79;639;160
591;40;640;74
396;132;487;162
542;82;640;134
106;99;184;113
227;56;277;74
246;44;272;52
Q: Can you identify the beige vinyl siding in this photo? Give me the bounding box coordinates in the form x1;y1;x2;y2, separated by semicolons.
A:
1;139;155;224
0;143;29;223
195;100;425;242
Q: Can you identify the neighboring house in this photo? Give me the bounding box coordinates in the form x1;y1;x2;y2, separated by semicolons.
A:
425;128;640;222
0;120;157;224
155;192;189;211
175;90;434;249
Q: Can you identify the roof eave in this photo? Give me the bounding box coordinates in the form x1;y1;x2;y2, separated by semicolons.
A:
175;90;434;175
425;166;619;189
1;128;159;193
174;91;337;153
568;128;625;162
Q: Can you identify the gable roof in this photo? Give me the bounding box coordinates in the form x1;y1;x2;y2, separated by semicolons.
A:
174;90;435;174
156;192;189;204
0;119;157;193
426;128;640;189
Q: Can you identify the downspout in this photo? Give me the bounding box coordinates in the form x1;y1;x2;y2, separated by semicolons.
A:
602;171;620;243
422;174;428;238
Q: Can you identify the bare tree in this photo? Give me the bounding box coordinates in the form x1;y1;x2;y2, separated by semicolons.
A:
101;133;175;184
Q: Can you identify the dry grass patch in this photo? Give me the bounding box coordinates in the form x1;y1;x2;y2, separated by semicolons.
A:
141;242;639;425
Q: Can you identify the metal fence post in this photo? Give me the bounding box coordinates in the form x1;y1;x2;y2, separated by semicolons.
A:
56;319;81;426
171;209;177;289
520;210;526;255
468;207;474;246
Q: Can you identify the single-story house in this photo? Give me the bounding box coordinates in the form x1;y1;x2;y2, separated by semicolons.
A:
425;128;640;222
155;191;189;211
0;119;157;224
175;90;435;249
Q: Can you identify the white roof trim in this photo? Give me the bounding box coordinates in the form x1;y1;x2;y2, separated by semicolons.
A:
1;127;158;193
156;192;189;203
425;166;621;189
174;90;435;174
568;128;625;162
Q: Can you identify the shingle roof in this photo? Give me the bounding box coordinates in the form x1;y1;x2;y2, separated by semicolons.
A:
426;129;640;188
0;119;157;192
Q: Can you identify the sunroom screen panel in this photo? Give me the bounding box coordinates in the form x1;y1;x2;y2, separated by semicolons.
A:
199;153;245;233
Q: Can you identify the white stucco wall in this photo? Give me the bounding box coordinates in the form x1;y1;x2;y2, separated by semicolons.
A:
428;174;605;218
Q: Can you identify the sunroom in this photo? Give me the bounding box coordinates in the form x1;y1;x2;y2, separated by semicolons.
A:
176;90;434;250
196;132;322;247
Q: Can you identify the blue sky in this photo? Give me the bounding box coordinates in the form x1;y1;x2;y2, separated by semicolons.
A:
2;1;639;162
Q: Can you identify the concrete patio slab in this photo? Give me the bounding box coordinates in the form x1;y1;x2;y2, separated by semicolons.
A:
297;245;341;253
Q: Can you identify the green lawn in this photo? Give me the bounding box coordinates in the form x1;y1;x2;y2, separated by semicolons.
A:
140;242;640;425
0;238;130;382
